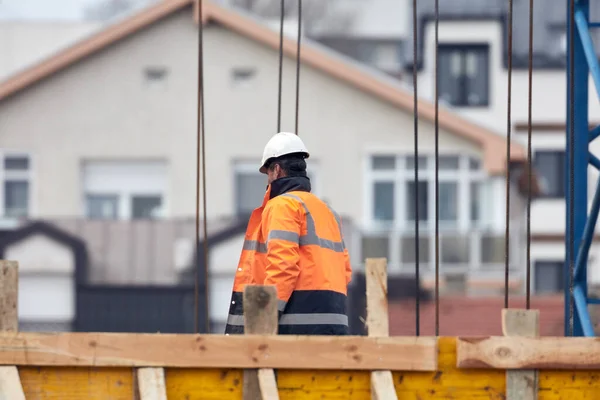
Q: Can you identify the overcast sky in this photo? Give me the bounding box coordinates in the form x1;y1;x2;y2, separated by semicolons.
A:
0;0;157;21
0;0;89;20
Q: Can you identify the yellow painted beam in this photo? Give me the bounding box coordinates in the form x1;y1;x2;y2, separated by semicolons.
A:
19;367;134;400
12;338;600;399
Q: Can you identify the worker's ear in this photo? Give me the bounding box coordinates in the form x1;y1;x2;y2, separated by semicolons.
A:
272;163;282;178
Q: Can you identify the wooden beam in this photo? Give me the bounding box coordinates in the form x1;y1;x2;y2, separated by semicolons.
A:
0;261;18;332
456;336;600;369
0;260;25;400
365;258;398;400
502;309;539;400
137;367;167;400
0;332;436;370
0;366;25;400
257;369;280;400
243;285;279;400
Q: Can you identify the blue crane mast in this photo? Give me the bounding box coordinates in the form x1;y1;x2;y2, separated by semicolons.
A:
565;0;599;336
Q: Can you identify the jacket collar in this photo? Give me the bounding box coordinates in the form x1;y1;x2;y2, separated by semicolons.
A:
260;176;311;207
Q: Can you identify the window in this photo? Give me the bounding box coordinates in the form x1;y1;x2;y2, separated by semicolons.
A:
235;168;268;217
373;181;395;221
82;161;167;220
132;195;162;219
234;161;317;217
0;153;32;218
86;194;118;219
534;151;565;199
365;154;488;269
371;155;478;227
438;44;489;107
534;261;564;293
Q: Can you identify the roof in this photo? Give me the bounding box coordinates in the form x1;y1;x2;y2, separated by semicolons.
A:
405;0;600;70
0;0;527;176
389;295;569;336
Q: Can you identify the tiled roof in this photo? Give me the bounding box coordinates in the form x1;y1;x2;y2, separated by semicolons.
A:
389;295;566;336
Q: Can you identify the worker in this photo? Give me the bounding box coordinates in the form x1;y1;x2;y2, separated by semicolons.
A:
224;132;352;335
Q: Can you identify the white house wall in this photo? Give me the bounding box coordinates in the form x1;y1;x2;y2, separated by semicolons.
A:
0;6;487;230
209;234;243;331
5;233;74;274
4;234;75;325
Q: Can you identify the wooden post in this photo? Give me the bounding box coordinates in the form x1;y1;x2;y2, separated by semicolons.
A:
137;367;167;400
366;258;398;400
0;260;25;400
243;285;280;400
502;308;540;400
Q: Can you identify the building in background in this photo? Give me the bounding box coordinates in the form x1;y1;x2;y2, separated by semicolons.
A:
229;0;409;77
0;0;536;333
403;0;600;296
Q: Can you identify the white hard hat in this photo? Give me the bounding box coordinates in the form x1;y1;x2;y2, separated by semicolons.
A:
259;132;309;173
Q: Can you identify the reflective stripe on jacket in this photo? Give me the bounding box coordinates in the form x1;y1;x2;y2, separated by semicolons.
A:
224;176;352;335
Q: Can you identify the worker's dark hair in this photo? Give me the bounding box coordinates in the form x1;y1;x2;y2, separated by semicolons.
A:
267;153;307;177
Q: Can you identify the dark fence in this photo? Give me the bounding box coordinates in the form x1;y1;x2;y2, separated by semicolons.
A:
74;284;206;333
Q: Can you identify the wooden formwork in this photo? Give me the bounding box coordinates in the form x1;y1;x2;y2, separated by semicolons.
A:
0;259;599;400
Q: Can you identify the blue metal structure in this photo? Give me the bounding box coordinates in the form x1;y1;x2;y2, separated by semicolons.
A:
566;0;596;336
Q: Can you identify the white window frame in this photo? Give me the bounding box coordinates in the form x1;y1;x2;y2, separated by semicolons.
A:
233;159;321;211
82;160;168;220
0;150;35;221
362;152;490;272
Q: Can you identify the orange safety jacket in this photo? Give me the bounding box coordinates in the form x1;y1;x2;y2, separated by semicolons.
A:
224;176;352;335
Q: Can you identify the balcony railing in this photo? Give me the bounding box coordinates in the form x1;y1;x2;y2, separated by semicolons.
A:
359;229;523;275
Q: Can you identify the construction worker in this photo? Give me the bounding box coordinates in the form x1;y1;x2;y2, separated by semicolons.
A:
225;132;352;335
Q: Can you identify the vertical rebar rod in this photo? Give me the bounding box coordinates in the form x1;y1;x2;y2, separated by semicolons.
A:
412;0;420;336
277;0;284;132
504;0;514;309
295;0;302;135
434;0;440;337
525;0;534;309
568;0;576;337
195;0;209;333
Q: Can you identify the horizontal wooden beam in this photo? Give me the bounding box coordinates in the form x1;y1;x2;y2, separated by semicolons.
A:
457;336;600;370
0;332;437;371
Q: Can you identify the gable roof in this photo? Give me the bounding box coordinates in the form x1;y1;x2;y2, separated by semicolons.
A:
0;0;526;176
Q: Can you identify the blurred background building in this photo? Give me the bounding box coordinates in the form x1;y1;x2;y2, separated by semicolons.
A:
0;0;596;335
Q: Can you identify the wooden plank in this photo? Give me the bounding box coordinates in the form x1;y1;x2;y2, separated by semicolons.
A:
502;309;539;400
365;258;398;400
0;261;18;332
366;258;390;337
11;340;600;400
0;332;437;370
137;367;167;400
457;336;600;369
0;260;25;400
257;369;279;400
243;285;279;400
0;366;25;400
